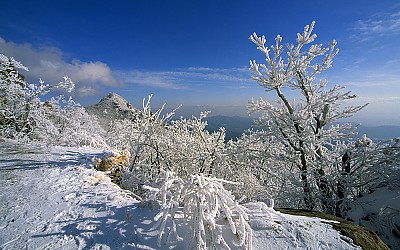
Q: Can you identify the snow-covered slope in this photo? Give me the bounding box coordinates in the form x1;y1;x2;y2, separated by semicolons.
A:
85;92;138;129
0;141;379;249
346;182;400;249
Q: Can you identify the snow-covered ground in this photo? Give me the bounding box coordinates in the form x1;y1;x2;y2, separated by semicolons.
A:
347;184;400;248
0;141;362;249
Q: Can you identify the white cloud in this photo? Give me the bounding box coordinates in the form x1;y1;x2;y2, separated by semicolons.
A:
77;85;98;98
0;36;119;97
117;67;252;90
177;67;251;82
345;72;400;88
68;60;118;86
0;36;252;93
117;71;185;89
352;10;400;41
348;96;400;105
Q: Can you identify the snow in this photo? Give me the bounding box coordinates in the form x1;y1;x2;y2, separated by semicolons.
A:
346;184;400;248
244;202;359;249
0;141;361;249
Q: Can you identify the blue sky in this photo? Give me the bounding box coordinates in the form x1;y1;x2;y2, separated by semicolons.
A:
1;0;400;125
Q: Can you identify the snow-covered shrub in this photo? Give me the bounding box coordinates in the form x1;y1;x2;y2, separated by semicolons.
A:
335;136;400;214
106;95;174;194
146;170;252;249
332;137;400;248
226;129;308;207
107;95;228;196
225;130;276;202
43;95;107;148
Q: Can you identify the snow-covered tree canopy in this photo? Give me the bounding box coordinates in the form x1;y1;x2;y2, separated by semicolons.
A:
248;21;367;157
247;22;368;211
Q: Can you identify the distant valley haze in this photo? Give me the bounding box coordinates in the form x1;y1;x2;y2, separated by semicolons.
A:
86;92;400;142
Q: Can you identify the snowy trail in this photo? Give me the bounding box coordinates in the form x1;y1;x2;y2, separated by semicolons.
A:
0;141;363;250
0;142;150;250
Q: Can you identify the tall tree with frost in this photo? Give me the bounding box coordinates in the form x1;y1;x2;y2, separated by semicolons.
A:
0;54;31;138
248;22;367;211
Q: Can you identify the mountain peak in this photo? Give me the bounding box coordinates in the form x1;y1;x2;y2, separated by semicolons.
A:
98;92;130;107
104;92;122;100
85;92;138;128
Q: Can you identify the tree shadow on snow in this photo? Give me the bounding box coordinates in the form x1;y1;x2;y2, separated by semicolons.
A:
0;150;105;171
30;200;182;249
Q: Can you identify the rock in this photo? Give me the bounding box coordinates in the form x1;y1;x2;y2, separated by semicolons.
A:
94;150;130;184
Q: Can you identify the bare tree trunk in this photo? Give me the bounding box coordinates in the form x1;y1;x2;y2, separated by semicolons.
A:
300;152;314;210
316;168;334;214
336;151;351;217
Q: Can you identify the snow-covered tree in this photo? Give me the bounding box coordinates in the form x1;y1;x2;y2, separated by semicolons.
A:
248;22;367;211
1;54;33;139
0;53;106;148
